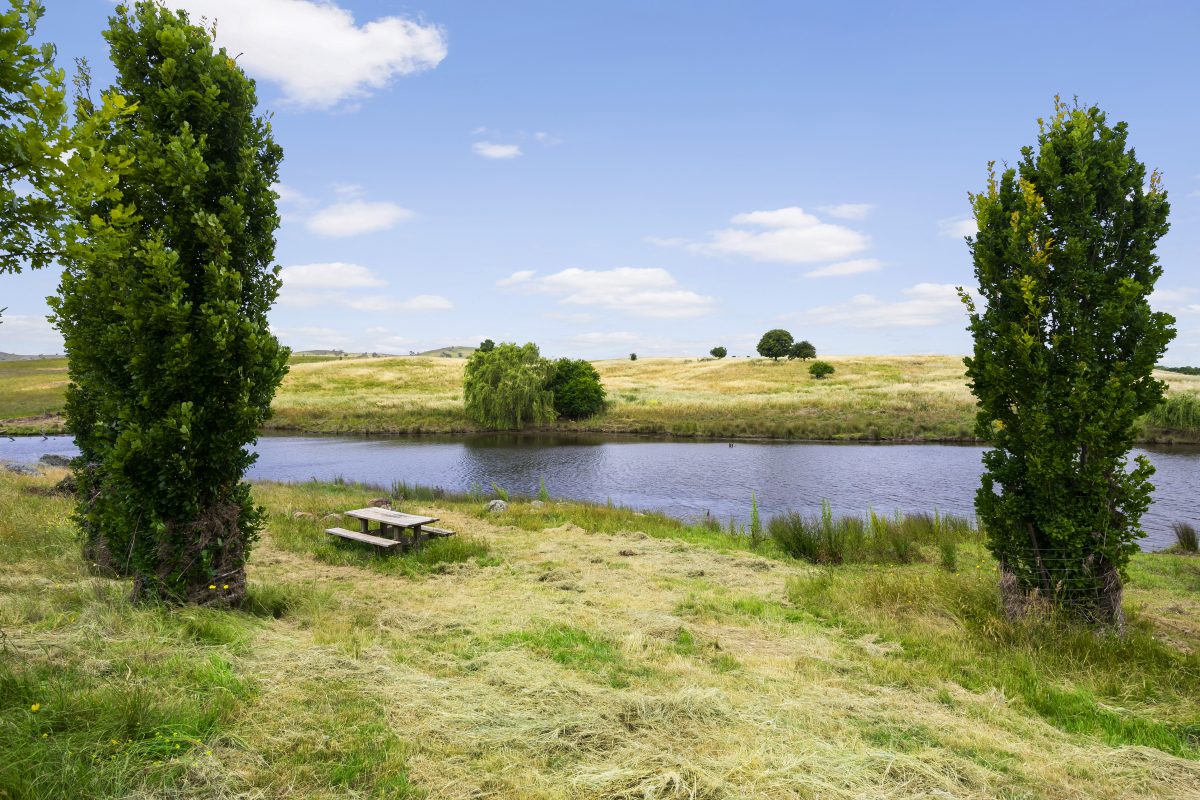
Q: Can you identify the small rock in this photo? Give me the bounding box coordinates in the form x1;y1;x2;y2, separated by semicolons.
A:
530;500;545;508
39;454;72;467
486;499;508;514
368;498;392;508
320;513;344;523
618;549;639;557
291;511;316;520
3;462;41;476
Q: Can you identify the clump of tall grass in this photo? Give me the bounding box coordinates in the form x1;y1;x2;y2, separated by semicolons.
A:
1172;521;1198;553
768;501;975;565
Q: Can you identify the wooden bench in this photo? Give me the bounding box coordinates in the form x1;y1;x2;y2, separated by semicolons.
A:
421;526;456;538
325;527;402;549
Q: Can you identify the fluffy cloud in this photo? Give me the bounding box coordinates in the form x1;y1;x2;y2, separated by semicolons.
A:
818;203;873;220
0;314;62;354
804;258;884;278
497;270;535;286
344;295;453;312
506;267;713;319
306;199;413;237
166;0;446;110
799;283;970;328
279;262;387;289
670;207;869;264
938;217;977;238
472;141;522;159
277;262;451;313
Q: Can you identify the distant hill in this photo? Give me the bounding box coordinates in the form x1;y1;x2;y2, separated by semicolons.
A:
0;352;62;362
416;346;476;359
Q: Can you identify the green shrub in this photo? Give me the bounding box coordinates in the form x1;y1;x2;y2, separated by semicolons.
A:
463;342;555;429
808;361;835;379
629;352;637;361
710;346;727;359
478;339;495;352
546;358;606;419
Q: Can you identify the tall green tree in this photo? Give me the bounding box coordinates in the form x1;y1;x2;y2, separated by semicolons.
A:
546;357;605;419
463;342;555;429
756;328;793;361
50;2;288;605
0;0;67;311
961;98;1175;629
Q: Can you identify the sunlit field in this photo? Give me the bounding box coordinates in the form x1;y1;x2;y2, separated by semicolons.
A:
2;354;1199;442
3;468;1199;798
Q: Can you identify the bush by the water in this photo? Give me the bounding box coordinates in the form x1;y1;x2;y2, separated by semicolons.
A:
1143;391;1200;432
463;342;555;429
768;501;974;565
1172;521;1198;553
546;358;606;420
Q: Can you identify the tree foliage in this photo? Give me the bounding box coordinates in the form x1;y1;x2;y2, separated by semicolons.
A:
547;358;606;420
50;2;288;605
478;338;495;352
463;342;556;428
962;98;1175;628
710;346;727;359
0;0;67;319
808;360;834;380
756;329;793;360
788;340;816;360
629;352;637;361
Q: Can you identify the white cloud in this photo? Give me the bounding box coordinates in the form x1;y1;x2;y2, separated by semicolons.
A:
799;283;971;328
165;0;446;110
1151;287;1197;305
344;295;453;312
280;262;387;289
677;207;869;264
534;131;562;146
497;270;535;286
804;258;884;278
569;331;640;345
306;199;412;237
938;217;977;238
517;267;713;319
472;141;522;159
547;311;599;323
818;203;873;220
272;182;313;206
0;314;62;354
271;326;354;349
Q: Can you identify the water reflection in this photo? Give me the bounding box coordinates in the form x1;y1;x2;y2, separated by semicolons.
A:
3;433;1196;551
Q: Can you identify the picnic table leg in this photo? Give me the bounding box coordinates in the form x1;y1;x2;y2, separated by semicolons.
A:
359;517;370;536
412;525;425;549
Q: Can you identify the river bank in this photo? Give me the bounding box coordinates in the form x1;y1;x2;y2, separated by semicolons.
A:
2;467;1199;798
3;355;1199;443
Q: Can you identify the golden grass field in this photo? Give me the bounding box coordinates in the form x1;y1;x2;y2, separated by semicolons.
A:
3;468;1200;798
3;354;1199;441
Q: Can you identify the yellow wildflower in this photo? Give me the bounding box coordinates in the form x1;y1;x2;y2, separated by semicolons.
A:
208;584;216;590
30;704;40;712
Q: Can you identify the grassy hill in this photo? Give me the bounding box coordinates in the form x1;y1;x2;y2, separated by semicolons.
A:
2;467;1199;798
3;355;1199;441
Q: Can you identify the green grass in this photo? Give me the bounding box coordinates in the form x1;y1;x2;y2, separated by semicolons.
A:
6;355;1200;441
3;469;1200;797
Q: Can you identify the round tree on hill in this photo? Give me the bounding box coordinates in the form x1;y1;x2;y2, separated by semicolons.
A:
51;2;289;605
710;346;727;359
788;340;816;360
547;358;606;419
756;329;793;360
962;98;1175;630
478;339;495;352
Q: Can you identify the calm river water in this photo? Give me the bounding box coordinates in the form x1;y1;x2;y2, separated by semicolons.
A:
3;433;1197;551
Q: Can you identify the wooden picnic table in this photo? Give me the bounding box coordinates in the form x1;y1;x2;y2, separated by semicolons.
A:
325;507;455;551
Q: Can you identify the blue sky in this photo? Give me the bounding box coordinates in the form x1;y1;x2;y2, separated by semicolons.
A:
3;0;1199;362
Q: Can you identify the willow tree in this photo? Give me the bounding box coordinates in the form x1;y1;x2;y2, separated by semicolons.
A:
51;2;288;605
0;0;67;285
463;342;555;429
962;98;1175;629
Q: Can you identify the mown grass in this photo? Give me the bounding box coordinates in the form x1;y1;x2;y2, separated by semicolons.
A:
7;354;1200;441
2;469;1200;797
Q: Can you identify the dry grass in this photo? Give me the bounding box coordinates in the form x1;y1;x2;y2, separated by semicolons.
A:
4;354;1199;440
3;469;1200;798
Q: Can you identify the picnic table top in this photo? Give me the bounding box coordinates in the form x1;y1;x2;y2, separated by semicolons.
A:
345;507;438;527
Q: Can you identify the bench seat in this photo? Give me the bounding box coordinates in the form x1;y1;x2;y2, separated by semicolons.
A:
421;526;456;538
326;527;401;548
